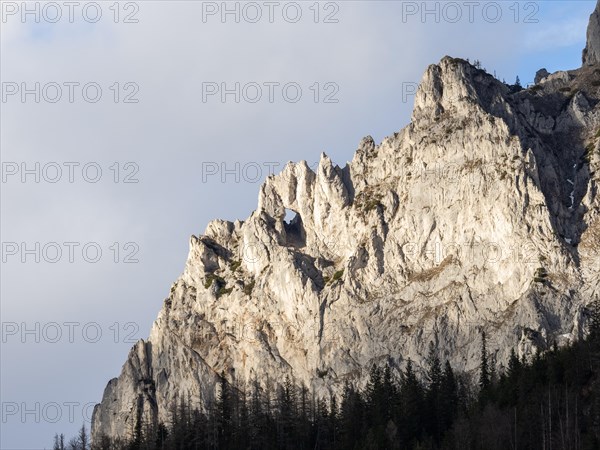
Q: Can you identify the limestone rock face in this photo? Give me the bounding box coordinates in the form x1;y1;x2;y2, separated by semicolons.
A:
583;0;600;65
535;69;550;84
93;58;600;446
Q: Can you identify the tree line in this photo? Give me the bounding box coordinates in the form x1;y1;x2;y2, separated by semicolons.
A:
56;301;600;449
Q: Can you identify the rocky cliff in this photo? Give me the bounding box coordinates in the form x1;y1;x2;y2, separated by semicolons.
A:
92;7;600;442
584;0;600;65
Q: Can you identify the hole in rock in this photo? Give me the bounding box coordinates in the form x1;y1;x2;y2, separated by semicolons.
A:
283;208;306;248
284;208;297;224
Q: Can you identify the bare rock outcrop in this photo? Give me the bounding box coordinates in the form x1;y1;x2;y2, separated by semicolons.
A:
583;0;600;65
92;10;600;444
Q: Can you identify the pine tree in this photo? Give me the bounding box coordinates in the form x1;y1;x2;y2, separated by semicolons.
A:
329;393;339;448
383;363;397;422
53;433;61;450
128;395;143;450
440;361;458;432
315;396;330;449
510;75;523;93
298;384;312;448
508;348;521;379
479;332;491;394
277;375;297;448
216;372;232;448
94;433;112;450
400;360;424;446
236;386;250;450
426;342;442;394
155;423;168;450
248;379;264;447
68;437;79;450
166;396;180;448
365;363;384;428
425;342;443;444
590;297;600;343
506;347;522;405
77;424;89;450
340;382;365;448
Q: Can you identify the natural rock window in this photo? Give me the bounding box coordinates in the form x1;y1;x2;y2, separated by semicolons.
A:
284;208;297;224
283;208;306;248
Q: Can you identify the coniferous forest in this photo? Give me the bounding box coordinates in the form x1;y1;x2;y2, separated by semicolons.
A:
55;302;600;450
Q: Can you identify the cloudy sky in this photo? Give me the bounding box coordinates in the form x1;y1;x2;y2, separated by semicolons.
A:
0;1;595;447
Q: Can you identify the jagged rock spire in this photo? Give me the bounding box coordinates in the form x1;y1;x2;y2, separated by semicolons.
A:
583;0;600;65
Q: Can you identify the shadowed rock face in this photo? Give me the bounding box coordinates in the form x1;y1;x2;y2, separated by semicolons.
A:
92;6;600;445
583;0;600;66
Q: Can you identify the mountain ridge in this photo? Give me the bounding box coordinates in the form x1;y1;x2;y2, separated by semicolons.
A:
92;5;600;443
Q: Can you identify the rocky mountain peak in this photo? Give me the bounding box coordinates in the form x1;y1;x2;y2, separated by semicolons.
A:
583;0;600;65
92;7;600;444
